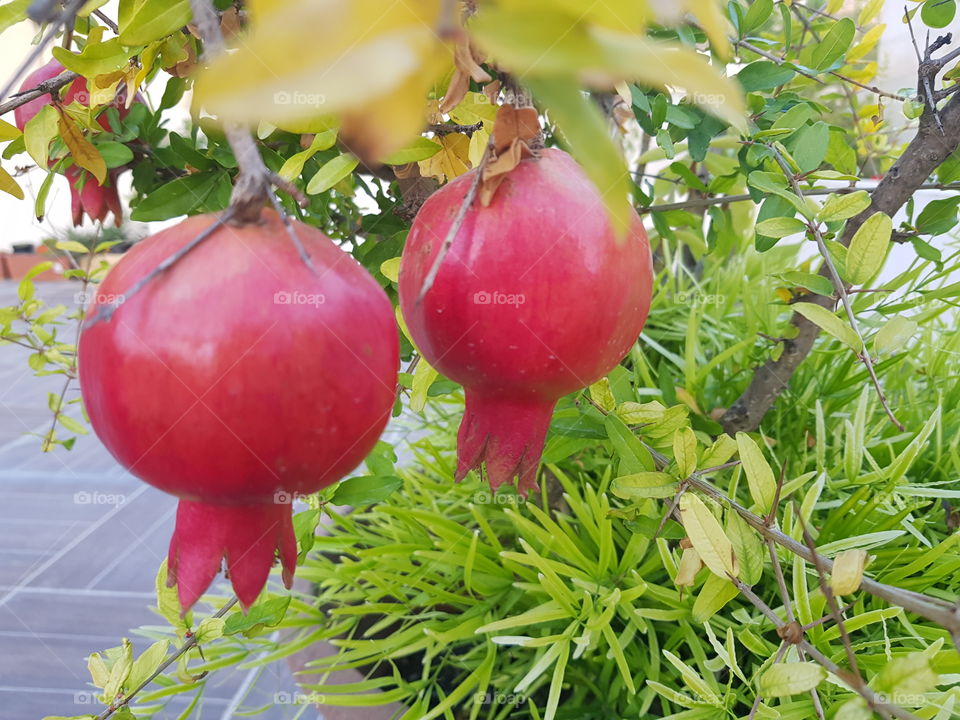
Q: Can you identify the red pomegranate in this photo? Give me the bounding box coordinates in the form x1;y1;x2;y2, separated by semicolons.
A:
14;59;132;225
399;148;652;495
79;209;399;610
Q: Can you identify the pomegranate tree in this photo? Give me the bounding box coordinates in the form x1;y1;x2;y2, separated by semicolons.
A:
14;59;134;226
79;209;399;609
399;148;653;495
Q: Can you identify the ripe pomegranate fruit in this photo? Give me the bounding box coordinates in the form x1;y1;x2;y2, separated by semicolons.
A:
14;59;134;225
79;209;399;610
399;148;653;495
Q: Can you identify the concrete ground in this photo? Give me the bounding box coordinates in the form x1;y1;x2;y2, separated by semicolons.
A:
0;280;308;719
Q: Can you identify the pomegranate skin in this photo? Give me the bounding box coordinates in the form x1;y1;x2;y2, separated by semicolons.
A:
79;209;399;609
399;148;652;494
15;59;130;226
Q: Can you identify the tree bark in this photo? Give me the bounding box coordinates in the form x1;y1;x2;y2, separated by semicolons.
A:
721;94;960;434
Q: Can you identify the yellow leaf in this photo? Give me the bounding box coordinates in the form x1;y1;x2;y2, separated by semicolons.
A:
527;76;632;238
858;0;885;24
685;0;733;60
673;427;698;478
679;493;739;579
24;104;59;168
589;377;616;412
847;24;885;63
380;257;401;283
468;127;490;167
410;358;439;413
418;133;471;182
471;10;745;132
57;112;106;183
735;432;777;513
195;0;447;156
0;164;23;199
846;211;892;285
675;546;703;587
831;549;868;595
0;117;20;141
448;91;498;126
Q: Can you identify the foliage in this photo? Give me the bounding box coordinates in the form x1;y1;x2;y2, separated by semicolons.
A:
0;0;958;718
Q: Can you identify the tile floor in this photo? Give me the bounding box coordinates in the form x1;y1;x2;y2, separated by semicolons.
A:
0;281;308;720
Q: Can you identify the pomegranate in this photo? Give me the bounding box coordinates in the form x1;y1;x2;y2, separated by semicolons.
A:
399;148;653;494
14;59;133;226
79;209;399;610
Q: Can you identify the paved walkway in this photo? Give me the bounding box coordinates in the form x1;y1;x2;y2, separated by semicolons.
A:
0;281;304;719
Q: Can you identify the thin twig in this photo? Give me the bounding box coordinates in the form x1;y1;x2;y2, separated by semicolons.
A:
427;121;484;136
0;0;85;106
686;474;960;649
0;70;79;117
92;8;119;33
765;144;903;430
732;576;921;720
637;182;960;214
94;597;239;720
416;139;493;302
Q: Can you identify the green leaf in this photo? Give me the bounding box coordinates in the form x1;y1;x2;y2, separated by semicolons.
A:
130;172;223;221
726;511;764;585
793;301;863;351
874;653;938;695
921;0;956;28
382;135;443;165
846;211;892;284
125;640;169;692
306;153;359;195
791;121;829;172
817;190;872;222
118;0;192;46
23;104;58;170
759;662;825;696
0;0;29;35
915;196;960;235
735;433;777;513
330;475;402;507
756;216;806;238
736;61;796;92
673;427;697;478
874;315;917;354
776;270;834;297
194;616;225;643
527;77;632;238
604;414;655;473
96;141;135;169
611;472;677;499
222;595;292;638
691;573;739;622
52;38;138;78
742;0;774;33
811;18;855;70
277;128;337;181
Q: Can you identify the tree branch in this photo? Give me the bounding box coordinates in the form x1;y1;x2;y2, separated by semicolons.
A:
0;70;79;117
721;93;960;434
